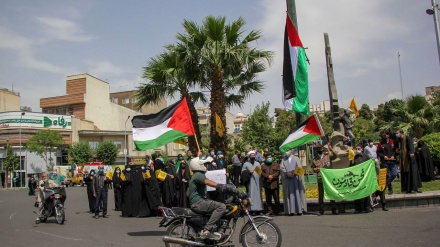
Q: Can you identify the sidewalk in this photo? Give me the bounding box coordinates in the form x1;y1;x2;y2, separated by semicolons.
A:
304;190;440;213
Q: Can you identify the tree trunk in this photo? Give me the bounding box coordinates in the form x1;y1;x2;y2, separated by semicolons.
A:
209;71;228;154
185;95;203;153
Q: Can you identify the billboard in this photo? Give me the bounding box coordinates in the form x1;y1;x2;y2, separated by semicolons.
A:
0;112;72;129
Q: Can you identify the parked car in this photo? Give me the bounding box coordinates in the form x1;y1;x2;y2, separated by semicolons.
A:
65;174;85;187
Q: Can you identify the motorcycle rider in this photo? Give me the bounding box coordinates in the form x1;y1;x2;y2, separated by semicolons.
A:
188;153;237;241
35;172;58;224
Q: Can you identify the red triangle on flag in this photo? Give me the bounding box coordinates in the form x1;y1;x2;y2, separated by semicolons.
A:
167;98;195;135
303;115;322;136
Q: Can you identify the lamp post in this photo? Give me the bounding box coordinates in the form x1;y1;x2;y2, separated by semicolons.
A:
124;116;131;167
427;0;440;65
17;112;25;188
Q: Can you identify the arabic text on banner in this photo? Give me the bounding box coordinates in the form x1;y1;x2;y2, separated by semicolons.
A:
320;159;378;201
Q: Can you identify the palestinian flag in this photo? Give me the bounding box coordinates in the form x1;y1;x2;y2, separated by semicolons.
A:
279;114;324;153
282;13;309;115
132;98;195;151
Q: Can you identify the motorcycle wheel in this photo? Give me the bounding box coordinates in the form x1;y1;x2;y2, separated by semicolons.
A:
55;206;65;224
240;219;282;247
165;221;198;247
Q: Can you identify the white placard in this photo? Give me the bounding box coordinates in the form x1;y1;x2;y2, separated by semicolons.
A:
205;169;227;191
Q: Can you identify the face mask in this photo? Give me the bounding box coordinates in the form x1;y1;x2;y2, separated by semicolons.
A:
266;158;273;163
355;150;361;155
126;168;131;172
90;172;95;176
285;152;290;156
181;164;186;169
369;143;374;147
210;152;215;156
250;157;255;162
413;142;417;146
396;133;401;138
116;170;120;174
99;168;104;173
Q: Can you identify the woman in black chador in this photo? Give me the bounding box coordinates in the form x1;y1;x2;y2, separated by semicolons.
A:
145;165;162;215
162;161;177;207
84;170;96;213
121;165;136;217
138;166;162;217
415;140;436;182
175;155;191;208
112;167;123;211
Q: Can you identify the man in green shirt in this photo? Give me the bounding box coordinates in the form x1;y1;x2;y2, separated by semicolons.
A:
188;154;237;241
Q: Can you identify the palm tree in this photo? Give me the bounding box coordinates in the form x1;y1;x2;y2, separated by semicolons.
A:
390;95;434;138
171;15;274;153
135;51;207;152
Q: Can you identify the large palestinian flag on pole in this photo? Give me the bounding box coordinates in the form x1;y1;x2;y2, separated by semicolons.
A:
282;13;309;115
132;98;195;151
279;114;324;153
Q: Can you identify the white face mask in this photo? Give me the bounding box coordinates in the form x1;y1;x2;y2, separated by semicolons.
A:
369;143;374;147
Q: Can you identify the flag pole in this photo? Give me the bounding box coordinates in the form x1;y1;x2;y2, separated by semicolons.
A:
193;133;201;153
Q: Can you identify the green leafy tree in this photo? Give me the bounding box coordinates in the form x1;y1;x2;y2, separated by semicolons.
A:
421;133;440;163
390;95;434;138
173;15;274;153
353;117;376;142
317;112;333;135
358;104;373;120
377;99;405;134
95;141;119;166
242;102;276;154
4;143;19;188
27;129;65;171
69;142;94;167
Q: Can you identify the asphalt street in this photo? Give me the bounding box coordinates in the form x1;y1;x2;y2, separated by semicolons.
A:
1;186;439;247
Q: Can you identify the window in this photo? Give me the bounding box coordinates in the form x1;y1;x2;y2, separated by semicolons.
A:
69;107;74;115
111;97;118;103
112;141;122;150
173;142;186;150
57;108;66;115
88;141;99;150
122;98;130;104
132;97;137;103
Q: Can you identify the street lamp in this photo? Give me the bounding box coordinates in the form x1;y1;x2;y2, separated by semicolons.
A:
427;0;440;65
17;112;25;188
124;116;131;167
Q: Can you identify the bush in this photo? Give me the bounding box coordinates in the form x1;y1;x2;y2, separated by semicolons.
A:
421;132;440;162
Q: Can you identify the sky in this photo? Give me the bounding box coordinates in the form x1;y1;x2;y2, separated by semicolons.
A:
1;0;439;117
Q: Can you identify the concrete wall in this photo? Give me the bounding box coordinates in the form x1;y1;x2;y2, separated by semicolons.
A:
0;89;20;112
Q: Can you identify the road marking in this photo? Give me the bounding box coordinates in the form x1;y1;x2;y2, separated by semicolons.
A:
34;230;82;241
9;212;16;220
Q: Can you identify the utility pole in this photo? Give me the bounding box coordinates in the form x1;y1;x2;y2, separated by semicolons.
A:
427;0;440;65
398;52;404;99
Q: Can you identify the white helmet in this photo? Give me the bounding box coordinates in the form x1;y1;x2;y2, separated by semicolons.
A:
189;155;213;172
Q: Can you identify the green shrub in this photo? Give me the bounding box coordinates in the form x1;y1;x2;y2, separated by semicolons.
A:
421;132;440;162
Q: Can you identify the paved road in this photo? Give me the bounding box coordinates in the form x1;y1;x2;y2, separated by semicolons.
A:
1;187;439;247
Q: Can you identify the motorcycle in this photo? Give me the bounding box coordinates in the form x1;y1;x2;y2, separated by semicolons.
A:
36;185;67;225
159;191;282;247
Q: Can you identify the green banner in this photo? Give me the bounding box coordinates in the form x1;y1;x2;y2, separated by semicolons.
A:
320;159;378;201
